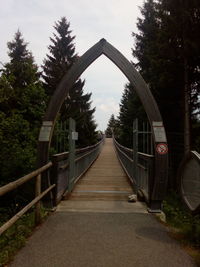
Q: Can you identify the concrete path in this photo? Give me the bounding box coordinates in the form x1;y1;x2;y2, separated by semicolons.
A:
9;139;196;267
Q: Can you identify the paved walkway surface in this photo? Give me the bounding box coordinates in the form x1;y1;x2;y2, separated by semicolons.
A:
9;139;196;267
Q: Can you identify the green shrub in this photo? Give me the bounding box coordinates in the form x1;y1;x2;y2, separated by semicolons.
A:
163;191;200;246
0;207;48;266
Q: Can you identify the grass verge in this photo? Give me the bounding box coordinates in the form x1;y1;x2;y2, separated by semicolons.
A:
162;191;200;266
0;207;49;267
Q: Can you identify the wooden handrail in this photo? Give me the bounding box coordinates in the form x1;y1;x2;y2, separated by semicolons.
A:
113;137;133;153
75;145;100;163
115;145;133;163
0;161;54;235
57;141;103;170
0;139;104;236
75;139;102;155
51;140;103;162
0;184;55;236
138;152;154;158
0;162;52;197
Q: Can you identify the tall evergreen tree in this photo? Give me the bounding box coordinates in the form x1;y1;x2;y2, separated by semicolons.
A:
105;114;117;138
42;17;97;148
118;83;146;148
133;0;186;182
157;0;200;153
133;0;185;137
42;17;77;96
64;79;97;147
132;0;200;181
0;31;46;184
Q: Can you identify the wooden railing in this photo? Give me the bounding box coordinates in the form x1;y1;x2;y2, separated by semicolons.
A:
0;139;104;236
0;162;54;236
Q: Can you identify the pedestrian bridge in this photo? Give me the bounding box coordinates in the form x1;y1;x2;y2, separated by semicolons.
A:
0;37;199;266
1;138;197;267
57;138;145;213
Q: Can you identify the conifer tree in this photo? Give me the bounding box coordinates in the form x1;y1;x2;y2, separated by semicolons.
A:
0;31;46;184
132;0;200;181
42;17;77;96
64;79;97;147
132;0;185;137
132;0;186;182
118;83;146;148
42;17;97;148
105;114;117;137
156;0;200;152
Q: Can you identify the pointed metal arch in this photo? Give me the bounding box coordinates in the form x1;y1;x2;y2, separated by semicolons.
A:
38;39;168;203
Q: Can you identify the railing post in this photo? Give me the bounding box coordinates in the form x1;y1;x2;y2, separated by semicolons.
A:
68;118;76;192
51;155;59;206
35;173;41;225
133;119;139;189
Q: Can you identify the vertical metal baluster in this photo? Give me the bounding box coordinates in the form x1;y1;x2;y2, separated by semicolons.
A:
69;118;76;193
35;174;41;225
143;122;145;153
147;122;149;154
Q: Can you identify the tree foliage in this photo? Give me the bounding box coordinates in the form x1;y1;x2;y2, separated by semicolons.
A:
133;0;185;135
65;79;97;147
117;83;146;148
131;0;200;175
117;0;200;186
42;17;77;97
105;114;117;137
156;0;200;152
42;17;97;149
0;31;46;184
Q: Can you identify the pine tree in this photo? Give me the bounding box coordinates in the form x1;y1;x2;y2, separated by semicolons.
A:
42;17;97;148
133;0;185;137
64;79;97;147
133;0;186;183
0;31;46;184
105;114;117;138
156;0;200;153
132;0;159;88
118;83;146;148
42;17;77;96
132;0;200;182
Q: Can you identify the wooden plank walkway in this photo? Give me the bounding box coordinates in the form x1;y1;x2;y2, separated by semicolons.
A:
57;138;146;213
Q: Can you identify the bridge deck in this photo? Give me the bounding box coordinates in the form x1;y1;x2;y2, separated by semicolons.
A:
69;137;133;200
57;138;147;213
9;139;196;267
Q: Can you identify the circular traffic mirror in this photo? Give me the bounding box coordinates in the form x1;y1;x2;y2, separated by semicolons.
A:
178;151;200;214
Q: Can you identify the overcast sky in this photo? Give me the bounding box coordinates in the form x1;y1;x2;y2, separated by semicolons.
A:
0;0;144;131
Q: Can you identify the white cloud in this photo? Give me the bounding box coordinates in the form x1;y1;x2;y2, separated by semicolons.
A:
97;98;119;114
90;97;120;131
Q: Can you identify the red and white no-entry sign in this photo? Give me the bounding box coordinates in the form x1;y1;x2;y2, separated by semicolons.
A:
156;143;168;155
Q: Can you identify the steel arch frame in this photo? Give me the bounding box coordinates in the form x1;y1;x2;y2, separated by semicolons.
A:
38;39;168;206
